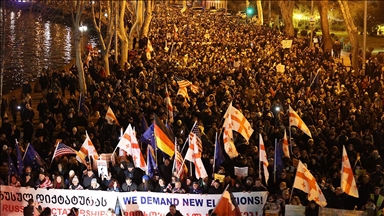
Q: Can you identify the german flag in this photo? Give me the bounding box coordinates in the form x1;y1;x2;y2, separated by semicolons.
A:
154;114;175;157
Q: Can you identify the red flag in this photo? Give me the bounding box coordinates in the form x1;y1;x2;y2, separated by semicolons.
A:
214;186;241;216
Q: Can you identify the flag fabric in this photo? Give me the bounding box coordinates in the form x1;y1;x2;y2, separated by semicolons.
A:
177;87;190;101
185;132;208;179
341;145;359;198
130;125;147;171
23;143;46;172
117;126;133;156
224;102;254;141
15;142;24;175
190;83;199;94
293;160;327;207
173;24;178;37
259;134;269;185
213;187;241;216
52;143;83;163
105;107;119;125
141;114;149;134
189;122;203;153
275;142;284;179
288;106;312;138
180;7;187;13
79;131;99;160
165;86;174;123
147;145;158;178
214;134;225;172
223;115;239;159
146;39;153;60
8;152;18;177
174;145;188;179
154;115;175;157
282;130;290;158
78;92;88;117
140;123;156;149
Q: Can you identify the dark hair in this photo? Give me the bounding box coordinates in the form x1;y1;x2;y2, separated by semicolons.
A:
170;204;176;208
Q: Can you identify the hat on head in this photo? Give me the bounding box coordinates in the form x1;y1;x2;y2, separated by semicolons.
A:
91;178;97;184
127;163;134;168
142;175;150;181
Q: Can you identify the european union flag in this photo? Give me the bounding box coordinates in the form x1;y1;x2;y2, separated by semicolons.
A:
275;141;285;179
8;152;18;177
140;123;155;149
15;142;24;175
23;143;46;172
141;114;149;134
78;92;88;117
214;134;225;172
147;145;158;178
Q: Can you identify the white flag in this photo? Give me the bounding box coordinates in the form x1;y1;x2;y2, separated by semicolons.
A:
341;145;358;198
259;134;269;184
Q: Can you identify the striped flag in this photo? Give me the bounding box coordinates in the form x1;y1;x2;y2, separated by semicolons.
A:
259;134;269;185
52;143;85;165
165;86;174;123
341;145;358;198
293;160;327;207
189;122;203;153
174;145;188;180
223;115;239;159
185;132;208;179
79;131;99;160
154;114;175;157
282;130;290;158
213;186;241;216
288;106;312;138
105;107;119;125
224;102;254;141
177;87;190;101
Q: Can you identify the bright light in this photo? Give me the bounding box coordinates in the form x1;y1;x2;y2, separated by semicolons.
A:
104;13;108;17
293;13;304;20
79;25;88;32
275;106;280;112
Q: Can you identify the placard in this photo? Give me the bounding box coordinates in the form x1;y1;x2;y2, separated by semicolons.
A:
118;191;268;216
285;205;305;216
282;40;293;49
97;160;108;178
0;185;116;216
276;64;285;73
234;166;249;178
319;207;366;216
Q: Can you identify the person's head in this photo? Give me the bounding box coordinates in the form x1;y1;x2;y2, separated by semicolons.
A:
11;175;18;183
279;182;287;190
87;169;93;177
375;186;381;195
125;177;132;184
56;175;63;184
192;182;199;189
142;175;150;183
255;178;262;187
309;200;317;209
246;177;253;185
127;163;134;171
72;176;79;185
174;181;182;189
39;172;46;181
28;198;34;206
291;196;301;205
214;180;221;188
335;187;342;195
158;178;165;186
91;178;98;188
106;208;115;216
169;204;177;214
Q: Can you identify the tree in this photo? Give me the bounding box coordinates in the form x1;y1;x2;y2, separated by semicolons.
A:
91;0;115;76
118;0;130;67
70;0;87;94
256;0;263;25
129;0;154;50
278;1;295;37
338;0;359;71
318;1;332;52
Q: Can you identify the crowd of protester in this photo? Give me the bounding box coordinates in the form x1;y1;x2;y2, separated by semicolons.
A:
1;5;384;216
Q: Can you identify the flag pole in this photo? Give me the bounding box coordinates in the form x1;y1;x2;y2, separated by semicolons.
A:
212;132;218;178
172;137;177;174
210;184;230;216
289;126;292;155
22;143;30;161
274;138;277;183
50;142;60;167
259;134;262;180
180;121;197;153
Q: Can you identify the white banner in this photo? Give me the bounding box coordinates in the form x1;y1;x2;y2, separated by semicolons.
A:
285;205;305;216
118;191;268;216
319;207;366;216
234;166;249;178
97;160;108;178
0;185;117;216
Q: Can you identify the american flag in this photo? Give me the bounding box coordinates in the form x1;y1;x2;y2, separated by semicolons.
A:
52;143;77;160
174;76;192;88
189;122;203;153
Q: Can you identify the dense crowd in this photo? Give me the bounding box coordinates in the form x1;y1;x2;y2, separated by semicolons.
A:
1;5;384;216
